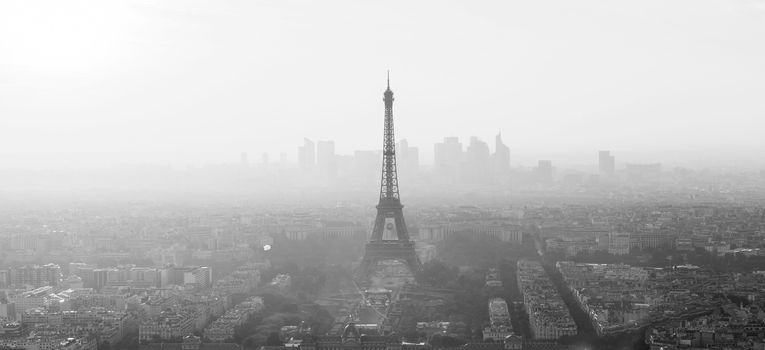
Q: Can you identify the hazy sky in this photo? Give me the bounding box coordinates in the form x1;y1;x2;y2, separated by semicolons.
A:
1;0;764;167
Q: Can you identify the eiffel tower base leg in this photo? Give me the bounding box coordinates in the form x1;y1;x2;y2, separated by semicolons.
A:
355;241;422;284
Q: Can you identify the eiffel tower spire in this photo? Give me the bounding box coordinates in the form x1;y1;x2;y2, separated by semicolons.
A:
379;71;400;201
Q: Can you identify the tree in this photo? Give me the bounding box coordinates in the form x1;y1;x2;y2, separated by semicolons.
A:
418;259;458;288
402;331;422;343
242;336;257;349
266;332;283;346
430;334;466;349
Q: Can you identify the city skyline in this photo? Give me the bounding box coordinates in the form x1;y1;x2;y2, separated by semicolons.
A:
0;138;756;171
4;2;765;350
2;0;764;168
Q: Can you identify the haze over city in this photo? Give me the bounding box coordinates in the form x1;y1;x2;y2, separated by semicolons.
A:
4;2;765;350
2;0;765;172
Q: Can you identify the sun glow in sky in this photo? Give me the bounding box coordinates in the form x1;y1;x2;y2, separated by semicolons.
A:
1;0;765;167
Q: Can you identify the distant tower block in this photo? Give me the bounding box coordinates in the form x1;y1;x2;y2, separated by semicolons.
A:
356;73;422;282
599;150;615;174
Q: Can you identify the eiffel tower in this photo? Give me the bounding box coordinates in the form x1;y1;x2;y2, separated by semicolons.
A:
356;73;422;282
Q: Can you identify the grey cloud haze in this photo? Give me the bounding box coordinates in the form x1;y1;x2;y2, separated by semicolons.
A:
1;0;764;168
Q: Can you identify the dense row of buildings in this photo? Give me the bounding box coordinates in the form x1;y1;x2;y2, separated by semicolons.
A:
554;260;765;344
64;264;214;291
556;262;650;335
135;262;264;344
646;303;765;349
0;330;97;350
516;260;576;340
1;265;215;321
537;204;765;259
203;296;263;342
418;223;522;244
0;264;63;289
482;268;515;343
483;298;514;342
0;255;264;350
415;205;525;244
0;306;131;350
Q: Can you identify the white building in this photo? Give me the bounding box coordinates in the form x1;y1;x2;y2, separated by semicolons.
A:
183;267;212;289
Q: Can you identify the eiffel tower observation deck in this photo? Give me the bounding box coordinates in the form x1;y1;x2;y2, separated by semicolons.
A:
356;73;422;284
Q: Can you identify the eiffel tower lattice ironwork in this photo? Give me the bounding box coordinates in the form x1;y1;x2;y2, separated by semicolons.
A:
356;73;422;282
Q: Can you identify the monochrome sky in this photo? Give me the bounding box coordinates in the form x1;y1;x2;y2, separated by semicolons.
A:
1;0;764;167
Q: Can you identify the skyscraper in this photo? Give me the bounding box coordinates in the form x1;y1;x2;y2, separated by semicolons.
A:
297;138;315;170
493;133;511;174
398;139;419;174
434;137;463;171
317;140;337;182
466;136;491;182
536;160;553;183
316;140;335;169
599;150;615;174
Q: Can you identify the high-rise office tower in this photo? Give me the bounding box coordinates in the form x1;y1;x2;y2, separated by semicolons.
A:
536;160;553;183
434;137;463;171
316;140;335;169
398;139;419;173
297;138;315;170
466;136;491;182
493;133;511;173
317;140;337;182
599;150;615;174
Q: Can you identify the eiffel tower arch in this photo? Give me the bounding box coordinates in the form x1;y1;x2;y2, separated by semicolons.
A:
356;73;422;282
